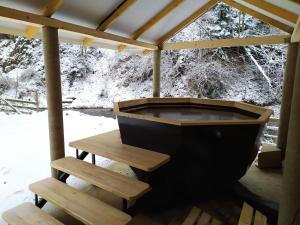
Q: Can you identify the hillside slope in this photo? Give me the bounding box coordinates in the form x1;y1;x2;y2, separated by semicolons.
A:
0;4;287;115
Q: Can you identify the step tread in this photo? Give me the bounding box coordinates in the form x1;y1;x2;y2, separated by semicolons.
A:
2;202;64;225
51;157;151;201
29;178;131;225
69;130;170;172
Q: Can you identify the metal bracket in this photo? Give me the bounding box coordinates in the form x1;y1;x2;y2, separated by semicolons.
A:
122;199;128;211
92;154;96;165
34;150;90;209
35;194;47;208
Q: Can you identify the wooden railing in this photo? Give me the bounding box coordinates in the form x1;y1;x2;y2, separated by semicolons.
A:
0;90;39;113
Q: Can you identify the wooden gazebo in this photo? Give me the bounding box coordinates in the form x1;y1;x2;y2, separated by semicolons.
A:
0;1;300;224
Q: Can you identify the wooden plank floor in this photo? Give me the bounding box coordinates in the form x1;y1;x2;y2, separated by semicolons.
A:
69;130;170;172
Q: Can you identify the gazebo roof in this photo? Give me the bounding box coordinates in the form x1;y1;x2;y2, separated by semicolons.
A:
0;0;299;52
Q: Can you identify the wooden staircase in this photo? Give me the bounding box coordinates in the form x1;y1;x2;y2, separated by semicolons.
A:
2;129;171;225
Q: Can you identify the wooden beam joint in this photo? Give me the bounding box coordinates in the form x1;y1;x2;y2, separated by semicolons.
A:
25;0;64;40
291;16;300;43
156;0;220;44
222;0;294;34
97;0;137;31
131;0;184;40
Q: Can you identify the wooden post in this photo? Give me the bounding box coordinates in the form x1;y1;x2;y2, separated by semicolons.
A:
278;44;300;225
153;50;161;97
34;90;39;112
42;26;65;178
277;42;299;158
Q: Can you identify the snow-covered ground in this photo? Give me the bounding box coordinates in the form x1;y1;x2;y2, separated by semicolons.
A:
0;111;119;225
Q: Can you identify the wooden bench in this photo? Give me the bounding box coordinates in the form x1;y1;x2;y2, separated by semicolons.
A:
69;130;170;172
2;202;64;225
51;156;151;201
29;177;132;225
238;202;267;225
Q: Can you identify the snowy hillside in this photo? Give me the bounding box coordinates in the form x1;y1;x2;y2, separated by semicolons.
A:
0;3;287;116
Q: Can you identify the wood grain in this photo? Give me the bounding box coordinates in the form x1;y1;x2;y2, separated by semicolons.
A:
157;0;220;44
238;202;254;225
69;130;170;172
131;0;184;40
115;98;272;125
241;0;298;23
29;177;132;225
291;16;300;42
162;35;290;50
97;0;137;31
0;6;158;50
2;202;64;225
51;156;151;201
222;0;293;34
254;210;267;225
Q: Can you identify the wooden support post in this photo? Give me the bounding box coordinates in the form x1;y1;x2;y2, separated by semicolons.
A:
42;26;65;178
278;44;300;225
152;50;161;97
34;90;40;112
277;42;299;158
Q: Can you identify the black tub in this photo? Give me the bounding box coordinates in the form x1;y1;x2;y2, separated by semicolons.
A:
114;98;272;208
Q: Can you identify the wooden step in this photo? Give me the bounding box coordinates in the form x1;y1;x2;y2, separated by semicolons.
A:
2;202;63;225
51;157;151;201
69;130;170;172
182;207;222;225
29;178;131;225
238;202;267;225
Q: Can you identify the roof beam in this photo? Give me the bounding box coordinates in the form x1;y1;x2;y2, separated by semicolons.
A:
222;0;294;34
116;0;184;52
156;0;220;45
39;0;64;17
0;27;26;37
97;0;137;31
0;6;158;50
291;16;300;42
240;0;298;24
131;0;184;40
162;35;290;50
83;0;136;49
25;0;64;39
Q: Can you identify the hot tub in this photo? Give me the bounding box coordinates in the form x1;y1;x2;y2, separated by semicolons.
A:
114;98;272;208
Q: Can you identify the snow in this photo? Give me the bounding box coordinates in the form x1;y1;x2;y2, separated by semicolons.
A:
0;111;118;225
0;3;287;114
